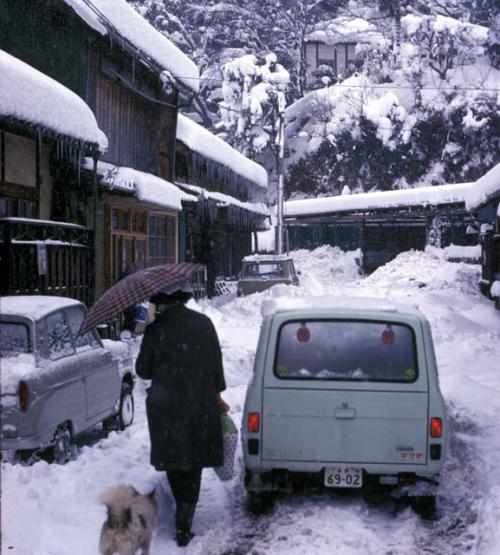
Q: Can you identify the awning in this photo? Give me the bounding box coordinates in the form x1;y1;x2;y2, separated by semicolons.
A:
84;159;196;211
0;50;107;150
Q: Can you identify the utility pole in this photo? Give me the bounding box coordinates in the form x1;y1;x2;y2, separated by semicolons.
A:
275;91;286;255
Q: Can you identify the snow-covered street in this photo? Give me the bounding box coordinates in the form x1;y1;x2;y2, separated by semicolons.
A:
2;247;500;555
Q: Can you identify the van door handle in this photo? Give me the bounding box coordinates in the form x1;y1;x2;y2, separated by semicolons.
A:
335;407;356;419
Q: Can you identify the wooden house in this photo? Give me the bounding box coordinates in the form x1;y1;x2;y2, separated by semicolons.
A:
0;0;200;299
304;17;384;89
284;184;477;273
174;114;269;294
466;163;500;308
0;50;105;304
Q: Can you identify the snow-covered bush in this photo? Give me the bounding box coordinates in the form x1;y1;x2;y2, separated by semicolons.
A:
219;52;290;155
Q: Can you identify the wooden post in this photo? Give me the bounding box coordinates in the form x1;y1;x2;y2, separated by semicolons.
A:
91;147;99;303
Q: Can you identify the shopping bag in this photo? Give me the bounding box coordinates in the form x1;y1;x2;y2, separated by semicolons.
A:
214;413;238;481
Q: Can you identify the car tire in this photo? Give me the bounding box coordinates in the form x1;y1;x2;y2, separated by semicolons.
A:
117;382;134;430
409;495;436;519
104;382;134;431
52;423;75;465
246;492;275;515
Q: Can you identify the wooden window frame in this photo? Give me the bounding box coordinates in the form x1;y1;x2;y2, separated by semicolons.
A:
147;211;178;267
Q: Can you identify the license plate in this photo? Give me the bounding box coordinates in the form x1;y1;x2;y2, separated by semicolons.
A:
324;467;363;488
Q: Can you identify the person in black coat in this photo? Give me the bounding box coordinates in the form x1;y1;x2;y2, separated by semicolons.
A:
135;280;229;547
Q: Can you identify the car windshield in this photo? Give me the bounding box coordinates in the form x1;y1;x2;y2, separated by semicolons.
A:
0;321;30;357
275;320;418;382
243;262;285;278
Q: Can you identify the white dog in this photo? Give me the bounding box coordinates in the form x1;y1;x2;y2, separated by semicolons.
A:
99;485;157;555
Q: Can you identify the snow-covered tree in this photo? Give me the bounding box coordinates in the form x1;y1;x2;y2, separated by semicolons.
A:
219;52;290;155
402;14;488;80
129;0;266;127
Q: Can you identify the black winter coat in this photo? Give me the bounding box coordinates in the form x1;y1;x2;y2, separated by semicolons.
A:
136;303;226;471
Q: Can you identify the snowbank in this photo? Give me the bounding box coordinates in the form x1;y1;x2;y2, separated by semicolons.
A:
176;115;268;189
465;162;500;211
285;182;473;217
438;244;481;260
2;247;500;554
84;159;195;211
0;50;107;150
62;0;199;92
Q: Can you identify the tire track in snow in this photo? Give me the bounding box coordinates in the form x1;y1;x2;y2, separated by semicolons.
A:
414;404;483;554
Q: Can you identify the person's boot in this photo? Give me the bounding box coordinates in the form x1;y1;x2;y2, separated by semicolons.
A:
175;503;196;547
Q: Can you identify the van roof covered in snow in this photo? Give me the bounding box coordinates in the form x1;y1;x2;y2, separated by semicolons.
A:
260;294;426;321
0;296;83;321
243;254;293;262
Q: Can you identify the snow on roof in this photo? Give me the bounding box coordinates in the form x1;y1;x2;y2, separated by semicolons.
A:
402;13;488;44
0;217;87;229
465;163;500;211
84;159;196;210
0;296;82;321
305;17;387;47
261;294;426;321
176;114;268;189
62;0;199;92
285;183;474;218
0;50;107;150
176;182;269;217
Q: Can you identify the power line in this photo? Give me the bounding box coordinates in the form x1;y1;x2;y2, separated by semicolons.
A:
174;74;500;94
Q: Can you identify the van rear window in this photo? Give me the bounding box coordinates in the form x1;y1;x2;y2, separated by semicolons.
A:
274;320;418;382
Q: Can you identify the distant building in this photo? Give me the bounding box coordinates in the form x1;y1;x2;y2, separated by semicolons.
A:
304;17;385;89
284;183;477;273
174;114;269;292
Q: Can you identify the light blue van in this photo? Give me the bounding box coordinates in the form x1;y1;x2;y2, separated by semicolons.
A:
242;298;446;511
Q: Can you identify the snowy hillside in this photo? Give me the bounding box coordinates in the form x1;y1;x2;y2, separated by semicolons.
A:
2;246;500;554
129;0;499;200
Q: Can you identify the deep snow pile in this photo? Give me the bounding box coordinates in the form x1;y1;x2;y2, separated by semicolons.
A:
2;246;500;554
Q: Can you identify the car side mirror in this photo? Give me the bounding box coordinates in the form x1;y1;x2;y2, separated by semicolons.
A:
120;330;132;341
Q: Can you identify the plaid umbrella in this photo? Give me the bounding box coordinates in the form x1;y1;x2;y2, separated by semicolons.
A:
79;263;204;335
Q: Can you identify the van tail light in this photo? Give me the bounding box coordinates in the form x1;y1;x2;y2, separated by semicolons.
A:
430;417;442;438
248;412;260;433
19;381;29;412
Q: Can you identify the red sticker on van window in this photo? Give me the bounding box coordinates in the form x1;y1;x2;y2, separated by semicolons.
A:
297;327;310;342
382;329;395;344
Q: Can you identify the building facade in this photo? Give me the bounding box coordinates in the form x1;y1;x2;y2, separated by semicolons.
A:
285;184;477;273
175;115;269;294
0;0;199;300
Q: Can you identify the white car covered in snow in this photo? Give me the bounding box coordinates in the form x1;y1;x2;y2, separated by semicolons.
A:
242;297;447;512
0;296;135;463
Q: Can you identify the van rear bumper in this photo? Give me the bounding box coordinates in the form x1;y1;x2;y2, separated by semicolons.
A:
245;458;443;479
245;466;440;493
